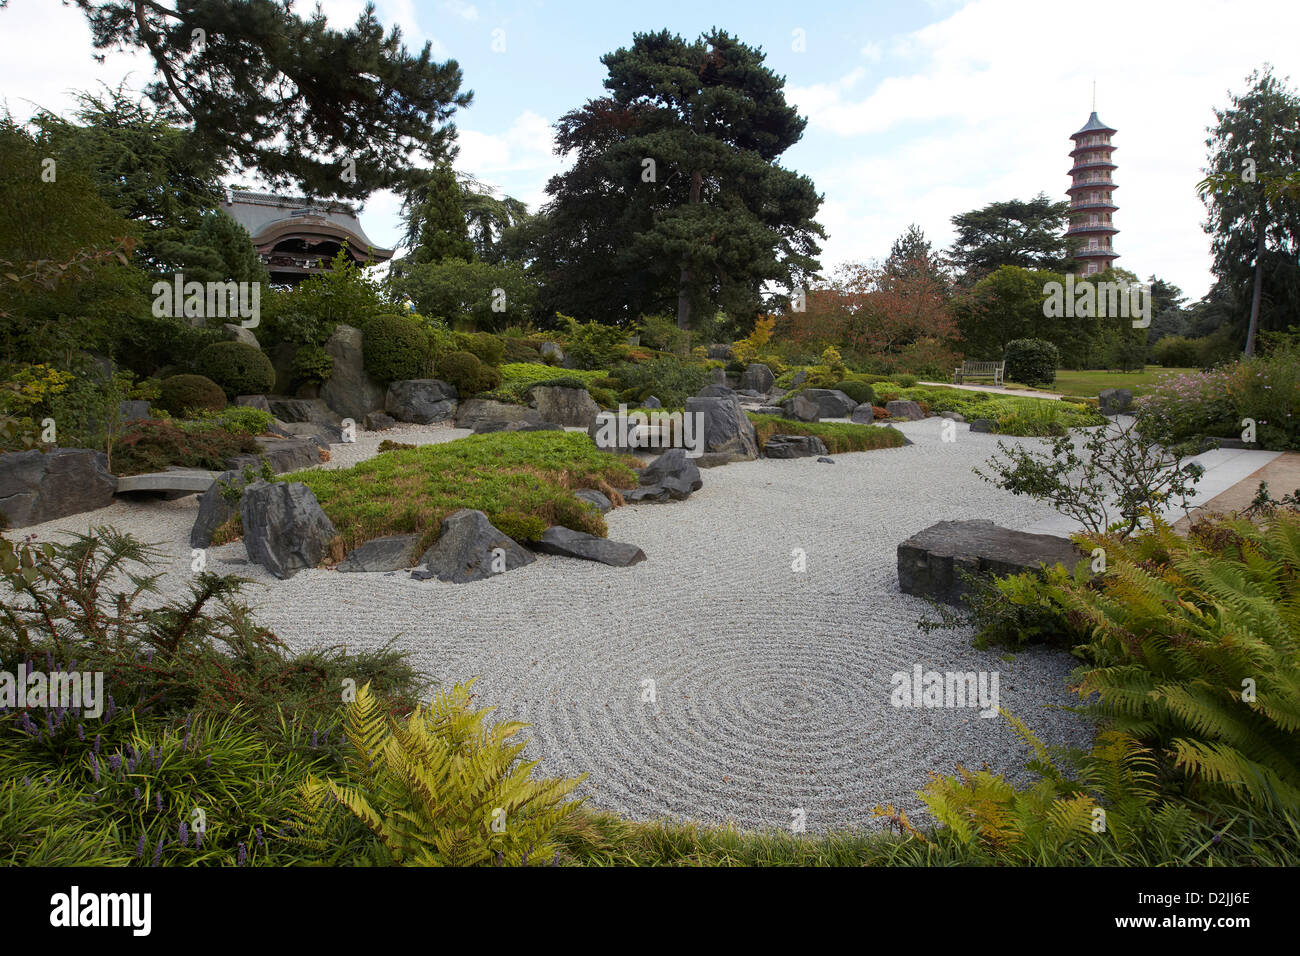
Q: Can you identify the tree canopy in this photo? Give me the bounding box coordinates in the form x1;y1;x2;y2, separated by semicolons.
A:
69;0;471;198
948;193;1073;282
533;29;824;329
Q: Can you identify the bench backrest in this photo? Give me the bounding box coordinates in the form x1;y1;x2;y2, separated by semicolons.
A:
960;361;1003;374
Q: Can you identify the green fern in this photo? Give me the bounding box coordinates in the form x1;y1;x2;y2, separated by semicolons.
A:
295;681;584;866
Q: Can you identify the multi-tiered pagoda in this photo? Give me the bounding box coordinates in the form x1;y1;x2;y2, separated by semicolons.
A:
1065;112;1119;274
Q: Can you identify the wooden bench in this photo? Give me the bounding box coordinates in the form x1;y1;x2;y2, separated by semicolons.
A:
953;361;1005;386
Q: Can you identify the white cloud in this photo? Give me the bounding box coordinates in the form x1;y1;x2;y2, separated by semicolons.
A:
786;0;1300;297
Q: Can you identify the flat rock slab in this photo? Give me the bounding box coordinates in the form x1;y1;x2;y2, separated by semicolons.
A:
0;448;116;528
897;518;1086;606
574;488;612;513
116;469;220;494
763;434;829;459
532;526;646;567
338;534;424;573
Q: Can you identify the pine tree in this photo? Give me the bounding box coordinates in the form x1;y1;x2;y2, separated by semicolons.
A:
404;165;473;264
535;29;824;329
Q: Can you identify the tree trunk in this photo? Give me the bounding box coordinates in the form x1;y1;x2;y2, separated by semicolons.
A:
676;169;704;331
1244;219;1266;358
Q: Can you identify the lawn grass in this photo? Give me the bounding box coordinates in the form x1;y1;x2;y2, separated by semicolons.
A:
276;431;640;553
747;415;907;454
1007;366;1197;397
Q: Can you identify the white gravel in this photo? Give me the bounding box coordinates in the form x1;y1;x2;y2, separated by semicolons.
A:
20;417;1096;833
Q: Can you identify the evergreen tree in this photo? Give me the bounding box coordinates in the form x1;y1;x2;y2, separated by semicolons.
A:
65;0;471;199
403;164;473;264
948;193;1073;283
1199;67;1300;356
535;29;824;329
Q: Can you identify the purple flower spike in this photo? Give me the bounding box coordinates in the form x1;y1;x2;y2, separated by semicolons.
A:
153;839;164;866
179;822;189;847
136;833;146;858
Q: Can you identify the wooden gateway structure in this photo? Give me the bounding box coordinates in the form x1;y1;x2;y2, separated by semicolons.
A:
219;189;394;284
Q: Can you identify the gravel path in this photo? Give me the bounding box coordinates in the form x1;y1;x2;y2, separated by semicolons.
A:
21;418;1096;834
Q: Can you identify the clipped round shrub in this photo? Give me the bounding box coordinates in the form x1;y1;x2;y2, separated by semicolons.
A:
453;331;506;368
363;314;428;385
1152;335;1201;368
435;350;494;396
158;374;227;417
834;380;875;405
195;341;276;399
1003;338;1060;387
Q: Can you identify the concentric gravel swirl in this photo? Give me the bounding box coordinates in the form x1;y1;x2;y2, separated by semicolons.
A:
21;417;1095;833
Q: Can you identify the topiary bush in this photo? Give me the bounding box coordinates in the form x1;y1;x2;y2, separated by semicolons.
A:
158;374;227;417
195;342;276;399
435;350;493;396
292;344;334;387
1003;339;1059;388
363;314;429;385
453;331;506;368
834;380;875;405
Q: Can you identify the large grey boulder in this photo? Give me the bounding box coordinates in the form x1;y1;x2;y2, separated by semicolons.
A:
639;448;702;500
191;469;242;548
266;397;340;425
364;411;397;431
226;436;321;475
683;396;759;465
0;449;116;528
529;385;600;429
539;341;566;366
697;384;736;400
849;404;877;424
320;324;386;422
781;394;821;422
454;398;540;431
763;435;829;459
740;363;775;394
885;400;925;421
970;418;996;434
1098;388;1134;416
800;389;857;419
338;534;424;573
532;526;646;567
413;509;535;583
386;379;458;424
897;519;1087;606
240;481;337;579
222;323;260;349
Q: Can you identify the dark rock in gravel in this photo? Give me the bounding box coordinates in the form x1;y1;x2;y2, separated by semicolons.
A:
885;399;925;421
241;481;337;579
624;485;672;504
1097;388;1133;416
817;456;834;464
338;534;424;572
191;469;241;548
532;526;646;566
970;418;996;433
801;388;858;419
764;435;829;459
0;448;116;529
386;379;458;424
683;396;759;463
639;448;702;492
849;403;877;424
266;397;340;425
364;411;397;431
574;488;612;513
897;519;1087;607
277;421;343;448
412;509;535;583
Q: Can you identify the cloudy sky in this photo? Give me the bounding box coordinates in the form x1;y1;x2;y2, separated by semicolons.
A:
2;0;1298;299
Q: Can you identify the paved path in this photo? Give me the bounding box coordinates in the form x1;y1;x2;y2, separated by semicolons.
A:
18;418;1093;834
918;380;1065;400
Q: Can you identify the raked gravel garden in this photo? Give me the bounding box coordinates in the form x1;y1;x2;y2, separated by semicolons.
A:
19;415;1094;833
